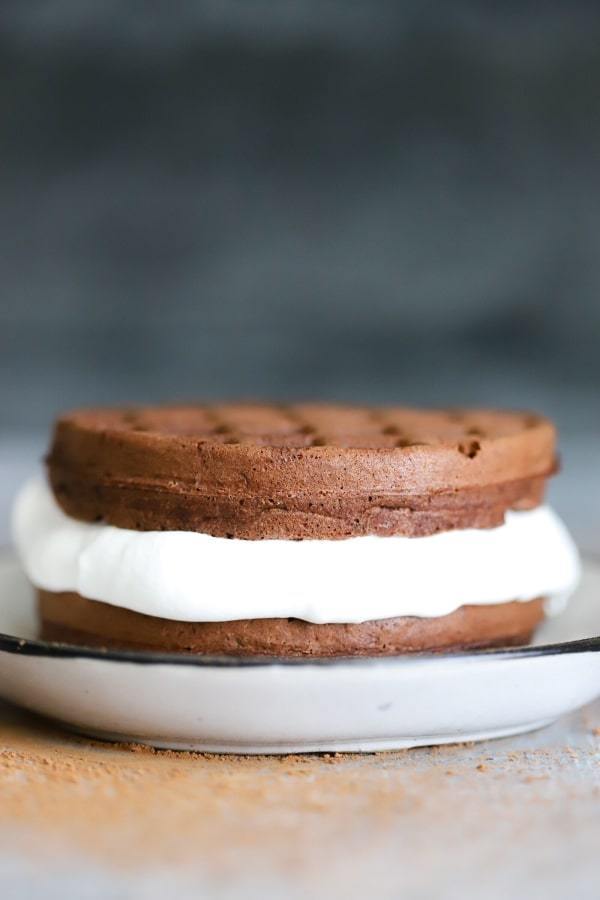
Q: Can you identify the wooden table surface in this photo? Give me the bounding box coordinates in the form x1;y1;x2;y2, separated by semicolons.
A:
1;695;599;900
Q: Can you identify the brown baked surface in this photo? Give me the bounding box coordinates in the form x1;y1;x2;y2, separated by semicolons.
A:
38;590;545;657
47;403;556;539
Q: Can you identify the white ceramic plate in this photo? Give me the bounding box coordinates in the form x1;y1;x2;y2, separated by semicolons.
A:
0;551;599;754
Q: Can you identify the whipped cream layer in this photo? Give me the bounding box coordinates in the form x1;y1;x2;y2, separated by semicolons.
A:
12;478;581;625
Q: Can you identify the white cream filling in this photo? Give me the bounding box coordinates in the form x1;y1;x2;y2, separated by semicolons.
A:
12;477;580;625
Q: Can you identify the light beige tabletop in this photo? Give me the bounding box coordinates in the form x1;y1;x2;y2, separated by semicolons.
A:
1;695;599;899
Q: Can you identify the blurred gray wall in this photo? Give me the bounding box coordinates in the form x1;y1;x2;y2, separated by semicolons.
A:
1;2;599;440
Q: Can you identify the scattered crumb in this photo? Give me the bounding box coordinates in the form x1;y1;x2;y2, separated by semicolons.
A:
1;697;599;880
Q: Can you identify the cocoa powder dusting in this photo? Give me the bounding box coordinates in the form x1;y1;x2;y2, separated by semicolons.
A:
1;699;599;885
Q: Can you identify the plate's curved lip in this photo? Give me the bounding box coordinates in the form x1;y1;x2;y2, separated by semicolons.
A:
0;551;599;668
2;629;600;668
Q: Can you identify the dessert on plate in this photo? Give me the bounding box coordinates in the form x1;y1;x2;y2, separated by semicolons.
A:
12;403;580;656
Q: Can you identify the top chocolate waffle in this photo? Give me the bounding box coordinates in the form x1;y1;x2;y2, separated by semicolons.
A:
47;403;556;539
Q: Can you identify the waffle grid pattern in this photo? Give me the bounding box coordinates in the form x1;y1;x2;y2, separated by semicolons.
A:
112;403;536;452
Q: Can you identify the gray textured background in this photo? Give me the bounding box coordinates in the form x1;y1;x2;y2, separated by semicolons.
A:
0;2;598;545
